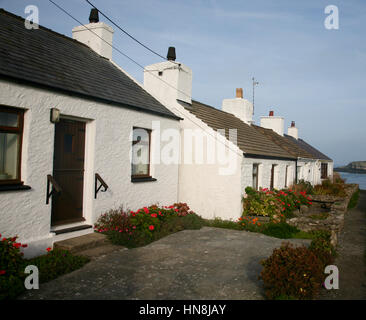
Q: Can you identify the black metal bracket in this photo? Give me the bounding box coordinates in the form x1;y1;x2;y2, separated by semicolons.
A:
46;174;62;204
95;173;108;199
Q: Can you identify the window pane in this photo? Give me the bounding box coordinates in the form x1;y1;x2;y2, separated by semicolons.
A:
132;128;150;176
0;112;18;127
0;132;19;180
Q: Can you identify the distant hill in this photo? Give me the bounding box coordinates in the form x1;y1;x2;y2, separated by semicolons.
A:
335;161;366;174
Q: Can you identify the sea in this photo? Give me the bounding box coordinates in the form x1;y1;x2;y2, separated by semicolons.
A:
338;172;366;190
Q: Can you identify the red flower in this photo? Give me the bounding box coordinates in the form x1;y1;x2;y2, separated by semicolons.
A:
143;207;149;214
148;225;155;231
46;247;52;252
151;213;157;218
0;270;6;276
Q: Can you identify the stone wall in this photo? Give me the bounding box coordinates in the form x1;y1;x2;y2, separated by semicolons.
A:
287;184;359;246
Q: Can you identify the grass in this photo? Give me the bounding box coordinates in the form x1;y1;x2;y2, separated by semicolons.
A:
309;212;330;220
348;188;360;209
203;218;318;240
203;218;243;230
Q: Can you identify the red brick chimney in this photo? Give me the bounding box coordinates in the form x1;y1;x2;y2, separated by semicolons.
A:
269;111;274;116
236;88;243;99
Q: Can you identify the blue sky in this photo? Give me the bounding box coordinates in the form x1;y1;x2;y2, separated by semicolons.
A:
1;0;365;166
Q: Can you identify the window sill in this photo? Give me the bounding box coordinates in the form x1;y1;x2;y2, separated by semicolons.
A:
131;176;157;183
0;184;31;192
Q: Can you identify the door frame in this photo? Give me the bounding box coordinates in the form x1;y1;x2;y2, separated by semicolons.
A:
50;114;95;228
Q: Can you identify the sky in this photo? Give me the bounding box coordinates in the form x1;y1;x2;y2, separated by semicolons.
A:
1;0;365;166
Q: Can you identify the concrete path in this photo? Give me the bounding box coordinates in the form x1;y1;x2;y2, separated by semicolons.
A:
319;190;366;300
20;227;310;300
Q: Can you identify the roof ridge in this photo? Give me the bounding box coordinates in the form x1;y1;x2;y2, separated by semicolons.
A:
192;99;251;123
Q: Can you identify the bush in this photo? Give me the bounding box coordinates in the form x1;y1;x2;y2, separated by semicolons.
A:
290;180;314;195
0;235;90;300
0;235;27;300
313;179;346;197
26;248;90;283
260;229;336;300
308;230;336;262
262;223;300;239
260;243;325;300
242;187;312;221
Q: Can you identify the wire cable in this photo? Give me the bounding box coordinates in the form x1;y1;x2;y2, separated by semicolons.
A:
47;0;242;156
85;0;178;64
47;0;191;99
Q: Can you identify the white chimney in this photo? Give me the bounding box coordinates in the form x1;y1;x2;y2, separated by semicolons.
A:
287;121;299;139
222;88;254;124
144;47;192;105
260;110;285;136
72;9;114;60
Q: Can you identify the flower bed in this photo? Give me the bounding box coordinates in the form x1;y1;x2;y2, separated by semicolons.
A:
94;203;204;248
242;187;312;222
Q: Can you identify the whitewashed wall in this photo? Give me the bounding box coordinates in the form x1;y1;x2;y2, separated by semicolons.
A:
177;107;243;221
0;79;179;256
241;158;296;193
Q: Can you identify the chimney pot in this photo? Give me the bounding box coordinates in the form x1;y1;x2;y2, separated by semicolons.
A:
236;88;243;99
291;121;295;127
269;111;274;116
167;47;176;61
89;8;99;23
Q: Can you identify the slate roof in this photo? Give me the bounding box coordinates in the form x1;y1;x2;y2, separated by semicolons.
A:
182;100;296;160
284;135;332;161
0;9;179;120
252;125;315;159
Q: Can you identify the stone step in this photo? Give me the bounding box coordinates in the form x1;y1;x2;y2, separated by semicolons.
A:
53;232;109;254
77;244;125;260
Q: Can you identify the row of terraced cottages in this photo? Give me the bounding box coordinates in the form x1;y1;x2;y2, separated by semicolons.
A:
0;9;332;257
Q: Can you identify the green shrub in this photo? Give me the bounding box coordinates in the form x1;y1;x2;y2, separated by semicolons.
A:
26;248;90;283
1;235;90;300
308;230;336;260
262;222;300;239
260;243;325;300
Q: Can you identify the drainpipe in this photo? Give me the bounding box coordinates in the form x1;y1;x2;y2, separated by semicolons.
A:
295;158;298;184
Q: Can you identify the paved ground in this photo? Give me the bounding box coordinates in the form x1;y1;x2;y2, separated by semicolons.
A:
20;227;310;300
319;190;366;300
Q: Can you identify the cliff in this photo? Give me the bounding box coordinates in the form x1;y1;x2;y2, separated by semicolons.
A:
335;161;366;173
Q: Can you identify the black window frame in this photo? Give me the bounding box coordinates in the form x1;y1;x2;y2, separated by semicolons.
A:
0;106;24;186
321;163;328;179
252;163;259;191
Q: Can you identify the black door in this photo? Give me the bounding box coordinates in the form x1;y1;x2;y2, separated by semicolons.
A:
51;119;86;226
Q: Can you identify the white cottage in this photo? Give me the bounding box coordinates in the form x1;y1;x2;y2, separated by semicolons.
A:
143;52;297;220
0;9;181;257
258;111;333;185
